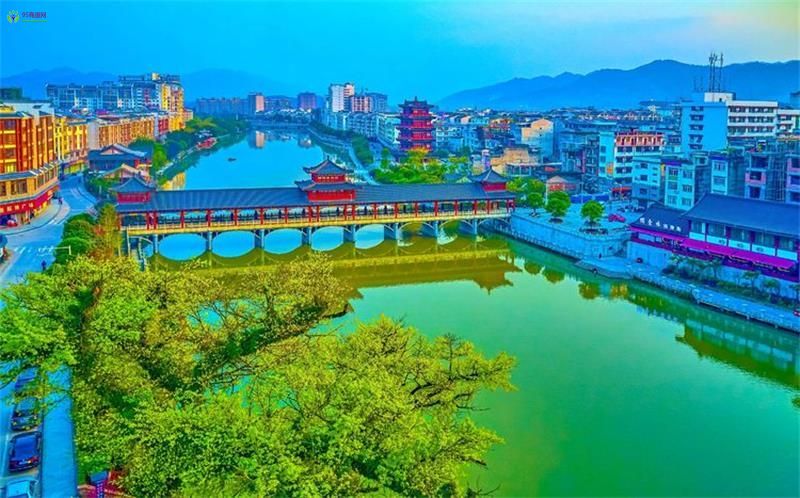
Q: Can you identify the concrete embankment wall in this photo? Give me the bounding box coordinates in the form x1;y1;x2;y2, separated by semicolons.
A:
491;213;629;260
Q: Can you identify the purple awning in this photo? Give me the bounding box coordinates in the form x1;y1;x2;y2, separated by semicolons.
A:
681;238;797;270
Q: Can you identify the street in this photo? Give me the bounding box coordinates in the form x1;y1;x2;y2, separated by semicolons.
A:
0;175;96;497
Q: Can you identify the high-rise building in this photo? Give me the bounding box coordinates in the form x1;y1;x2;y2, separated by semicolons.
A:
598;130;664;197
786;154;800;205
349;94;372;113
744;142;791;202
514;118;554;160
328;83;355;113
297;92;317;111
247;92;265;115
264;96;293;112
366;92;388;113
398;98;434;152
0;102;59;224
54;115;89;175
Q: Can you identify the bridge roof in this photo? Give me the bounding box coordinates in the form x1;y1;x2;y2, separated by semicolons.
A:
115;183;514;213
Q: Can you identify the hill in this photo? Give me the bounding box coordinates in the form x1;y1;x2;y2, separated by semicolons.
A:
438;60;800;110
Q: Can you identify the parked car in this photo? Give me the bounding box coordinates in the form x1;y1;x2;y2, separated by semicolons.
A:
3;477;37;498
8;432;41;472
11;398;40;432
607;213;626;223
13;369;36;394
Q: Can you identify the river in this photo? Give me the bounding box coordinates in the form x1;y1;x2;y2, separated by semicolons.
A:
156;130;800;497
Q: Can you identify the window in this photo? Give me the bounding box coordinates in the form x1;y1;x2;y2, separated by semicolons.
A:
706;223;725;237
729;228;749;242
682;185;693;193
667;195;677;205
682;170;693;179
681;198;692;207
777;237;797;251
713;176;726;186
754;233;774;247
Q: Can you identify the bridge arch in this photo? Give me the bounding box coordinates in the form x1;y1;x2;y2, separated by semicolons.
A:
262;228;305;254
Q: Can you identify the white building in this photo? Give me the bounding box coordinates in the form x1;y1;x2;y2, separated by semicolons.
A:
328;83;355;113
376;113;400;148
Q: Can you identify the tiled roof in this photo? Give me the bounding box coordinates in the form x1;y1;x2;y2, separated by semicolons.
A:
468;168;508;183
295;180;358;192
303;158;352;175
116;183;515;213
630;204;688;235
683;194;800;238
111;175;155;193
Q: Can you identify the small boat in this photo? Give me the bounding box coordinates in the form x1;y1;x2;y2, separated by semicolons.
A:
227;157;237;162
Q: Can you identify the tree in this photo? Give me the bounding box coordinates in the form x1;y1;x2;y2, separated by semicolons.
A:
741;270;760;295
545;190;571;221
762;278;781;301
580;200;604;226
380;147;392;170
0;255;514;497
93;204;121;259
527;192;545;215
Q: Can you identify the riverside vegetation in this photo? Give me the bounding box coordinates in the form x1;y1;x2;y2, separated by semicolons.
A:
0;207;515;497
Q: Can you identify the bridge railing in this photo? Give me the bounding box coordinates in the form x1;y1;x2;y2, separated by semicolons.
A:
122;206;512;234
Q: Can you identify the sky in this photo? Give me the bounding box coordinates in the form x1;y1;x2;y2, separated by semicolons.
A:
0;0;798;100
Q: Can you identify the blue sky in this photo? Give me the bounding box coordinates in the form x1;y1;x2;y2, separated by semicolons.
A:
1;0;797;99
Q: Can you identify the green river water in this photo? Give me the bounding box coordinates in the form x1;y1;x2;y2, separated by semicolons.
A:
154;131;799;497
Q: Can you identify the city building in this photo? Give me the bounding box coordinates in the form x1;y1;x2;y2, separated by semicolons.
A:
662;156;706;211
88;144;151;174
398;99;434;152
349;94;372;113
328;83;355;113
744;142;790;202
347;113;377;138
679;92;798;153
628;195;799;295
47;73;184;116
297;92;317;111
0;88;23;100
54;115;89;176
264;96;293;112
376;113;400;148
679;93;729;153
631;156;665;208
598;129;664;197
366;92;389;113
248;93;265;115
514;118;554;160
787;154;800;204
87;114;157;149
195;97;246;116
0;102;59;224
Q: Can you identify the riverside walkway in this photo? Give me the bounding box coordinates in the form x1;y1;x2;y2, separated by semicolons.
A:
578;256;800;334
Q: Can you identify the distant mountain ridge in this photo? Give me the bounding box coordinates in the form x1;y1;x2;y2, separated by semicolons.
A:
0;68;295;101
438;60;800;110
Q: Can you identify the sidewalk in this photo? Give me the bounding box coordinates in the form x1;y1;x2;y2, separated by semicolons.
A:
0;202;66;236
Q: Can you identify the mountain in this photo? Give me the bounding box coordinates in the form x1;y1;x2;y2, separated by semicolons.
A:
0;67;295;101
438;60;800;110
0;67;116;98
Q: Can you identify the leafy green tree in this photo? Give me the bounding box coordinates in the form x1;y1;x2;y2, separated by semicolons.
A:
580;200;604;226
62;219;96;241
741;270;760;295
527;192;545;215
93;204;121;259
545;190;571;221
375;148;453;184
55;237;94;264
0;254;514;497
762;278;781;301
380;147;392;170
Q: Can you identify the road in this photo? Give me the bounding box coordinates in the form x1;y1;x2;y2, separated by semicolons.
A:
0;175;96;497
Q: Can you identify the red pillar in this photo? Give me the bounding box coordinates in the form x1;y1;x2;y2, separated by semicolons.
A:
233;209;239;226
414;202;419;217
394;203;398;219
180;210;185;228
373;203;377;220
259;208;265;225
454;201;459;216
473;200;478;214
206;210;211;227
284;207;289;223
434;201;439;217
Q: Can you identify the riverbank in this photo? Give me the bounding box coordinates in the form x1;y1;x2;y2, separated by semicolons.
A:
157;130;246;183
493;212;799;334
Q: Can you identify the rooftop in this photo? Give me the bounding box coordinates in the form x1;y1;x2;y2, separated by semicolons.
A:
683;194;800;238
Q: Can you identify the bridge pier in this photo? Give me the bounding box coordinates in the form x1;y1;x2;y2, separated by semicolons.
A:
301;227;314;246
383;222;402;240
343;224;358;243
420;220;441;238
151;234;160;255
204;231;214;252
254;229;267;249
459;219;480;237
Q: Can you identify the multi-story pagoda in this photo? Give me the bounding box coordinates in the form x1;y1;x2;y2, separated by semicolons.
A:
398;98;434;152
